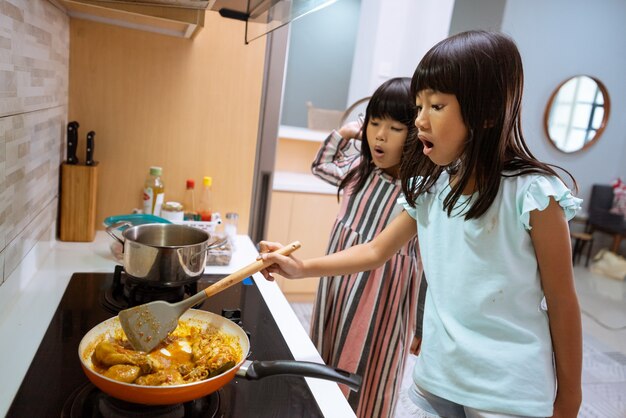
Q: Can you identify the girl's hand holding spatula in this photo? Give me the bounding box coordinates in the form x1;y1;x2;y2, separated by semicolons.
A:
258;241;307;280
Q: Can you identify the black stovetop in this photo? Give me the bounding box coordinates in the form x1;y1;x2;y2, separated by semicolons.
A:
7;272;323;417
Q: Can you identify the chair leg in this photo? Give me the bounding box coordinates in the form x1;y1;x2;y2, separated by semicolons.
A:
579;240;585;264
585;239;593;268
572;239;580;265
611;235;622;253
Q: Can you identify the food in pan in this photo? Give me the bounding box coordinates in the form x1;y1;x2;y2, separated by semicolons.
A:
88;321;243;386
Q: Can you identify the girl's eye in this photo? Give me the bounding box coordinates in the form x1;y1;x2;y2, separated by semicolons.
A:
369;120;380;126
391;125;405;132
432;104;444;111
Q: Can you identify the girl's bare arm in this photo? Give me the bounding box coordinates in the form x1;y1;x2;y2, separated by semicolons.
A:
530;197;582;417
259;210;417;280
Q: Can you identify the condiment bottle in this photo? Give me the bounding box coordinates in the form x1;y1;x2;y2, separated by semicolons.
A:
142;166;165;216
198;176;213;221
183;179;199;221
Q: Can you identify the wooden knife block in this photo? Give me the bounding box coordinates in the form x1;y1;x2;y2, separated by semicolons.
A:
59;162;99;242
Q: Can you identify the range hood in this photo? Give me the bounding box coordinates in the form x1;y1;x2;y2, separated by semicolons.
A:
97;0;339;42
91;0;213;8
218;0;339;43
63;0;337;41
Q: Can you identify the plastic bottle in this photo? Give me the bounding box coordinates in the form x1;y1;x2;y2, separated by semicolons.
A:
198;176;213;221
183;179;199;221
142;166;165;216
224;212;239;249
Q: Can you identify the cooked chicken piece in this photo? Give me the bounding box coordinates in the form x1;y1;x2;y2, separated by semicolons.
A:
192;334;236;363
91;324;243;386
103;364;141;383
93;341;153;373
135;369;185;386
177;362;195;377
203;351;236;371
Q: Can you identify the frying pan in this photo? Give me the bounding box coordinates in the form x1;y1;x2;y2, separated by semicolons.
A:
79;309;361;405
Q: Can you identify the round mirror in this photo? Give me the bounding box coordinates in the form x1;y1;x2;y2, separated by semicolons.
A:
544;75;610;153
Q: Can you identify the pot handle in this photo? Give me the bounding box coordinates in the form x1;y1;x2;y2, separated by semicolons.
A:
105;221;132;245
205;237;229;251
236;360;362;392
176;237;229;273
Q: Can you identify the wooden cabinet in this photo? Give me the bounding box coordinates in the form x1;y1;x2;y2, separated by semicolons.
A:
67;14;266;236
266;191;339;302
268;126;340;302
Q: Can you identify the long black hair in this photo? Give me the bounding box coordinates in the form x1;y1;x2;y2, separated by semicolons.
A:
338;77;416;199
401;30;576;219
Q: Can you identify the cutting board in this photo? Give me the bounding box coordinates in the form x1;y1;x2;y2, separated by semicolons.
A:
59;162;99;242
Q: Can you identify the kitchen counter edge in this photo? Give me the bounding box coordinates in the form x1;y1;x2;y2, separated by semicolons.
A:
0;230;355;418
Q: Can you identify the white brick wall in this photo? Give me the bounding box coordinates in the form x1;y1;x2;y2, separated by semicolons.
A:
0;0;69;284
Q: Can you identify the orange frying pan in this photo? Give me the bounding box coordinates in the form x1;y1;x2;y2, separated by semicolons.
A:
79;309;361;405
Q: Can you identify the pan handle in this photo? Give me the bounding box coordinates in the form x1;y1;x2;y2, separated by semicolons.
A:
236;360;362;392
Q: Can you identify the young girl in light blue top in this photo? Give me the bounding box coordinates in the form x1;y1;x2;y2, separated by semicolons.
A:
259;30;583;417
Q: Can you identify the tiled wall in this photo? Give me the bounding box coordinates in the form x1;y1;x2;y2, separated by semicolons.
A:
0;0;69;284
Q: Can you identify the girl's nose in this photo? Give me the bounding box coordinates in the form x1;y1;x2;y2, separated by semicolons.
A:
375;127;386;141
415;113;423;129
415;113;427;131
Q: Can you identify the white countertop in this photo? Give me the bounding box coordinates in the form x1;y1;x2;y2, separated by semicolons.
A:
273;171;337;195
0;232;355;417
278;125;328;142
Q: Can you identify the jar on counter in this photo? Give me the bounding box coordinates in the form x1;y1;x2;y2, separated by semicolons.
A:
161;201;184;221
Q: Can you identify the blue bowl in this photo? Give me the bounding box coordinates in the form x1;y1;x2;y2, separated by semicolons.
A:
103;213;172;228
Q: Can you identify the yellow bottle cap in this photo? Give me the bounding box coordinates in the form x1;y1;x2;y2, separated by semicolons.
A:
203;176;212;187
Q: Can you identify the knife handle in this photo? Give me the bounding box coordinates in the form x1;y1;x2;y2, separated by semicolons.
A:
86;131;95;166
67;121;79;165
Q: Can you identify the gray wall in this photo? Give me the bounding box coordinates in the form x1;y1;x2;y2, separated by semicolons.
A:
501;0;626;252
500;0;626;209
449;0;505;34
446;0;626;251
280;0;361;127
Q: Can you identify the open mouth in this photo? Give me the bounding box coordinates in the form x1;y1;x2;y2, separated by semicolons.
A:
419;137;434;155
373;146;385;158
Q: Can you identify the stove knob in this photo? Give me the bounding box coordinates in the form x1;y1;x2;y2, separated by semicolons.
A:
222;308;242;325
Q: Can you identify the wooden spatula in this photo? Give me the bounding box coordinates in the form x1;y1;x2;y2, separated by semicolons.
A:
119;241;301;352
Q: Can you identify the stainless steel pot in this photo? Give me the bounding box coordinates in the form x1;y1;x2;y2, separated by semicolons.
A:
106;222;221;285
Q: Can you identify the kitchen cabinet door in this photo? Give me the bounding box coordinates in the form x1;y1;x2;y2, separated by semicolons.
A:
267;191;339;302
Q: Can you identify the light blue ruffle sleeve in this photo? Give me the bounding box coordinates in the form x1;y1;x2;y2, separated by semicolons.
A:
397;176;425;219
397;193;417;219
519;175;583;230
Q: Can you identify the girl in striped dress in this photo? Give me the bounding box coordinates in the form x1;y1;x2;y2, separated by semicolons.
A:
309;77;425;418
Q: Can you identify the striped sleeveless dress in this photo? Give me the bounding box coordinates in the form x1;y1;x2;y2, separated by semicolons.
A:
311;131;424;418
